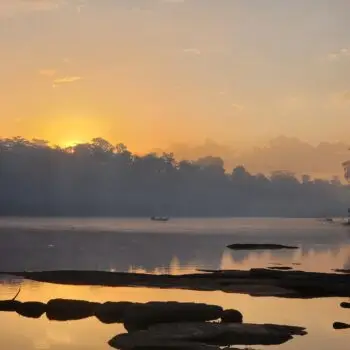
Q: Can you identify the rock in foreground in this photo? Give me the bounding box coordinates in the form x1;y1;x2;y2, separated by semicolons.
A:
109;322;307;349
333;322;350;330
340;302;350;309
221;309;243;323
95;302;137;324
46;299;100;321
123;302;224;331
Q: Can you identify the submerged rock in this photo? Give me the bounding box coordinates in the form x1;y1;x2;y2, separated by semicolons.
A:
340;302;350;309
333;322;350;330
221;309;243;323
109;322;306;349
227;244;298;250
16;302;46;319
123;302;223;332
46;299;100;321
95;302;137;324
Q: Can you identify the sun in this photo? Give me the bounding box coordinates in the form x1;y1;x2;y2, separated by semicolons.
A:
61;139;85;148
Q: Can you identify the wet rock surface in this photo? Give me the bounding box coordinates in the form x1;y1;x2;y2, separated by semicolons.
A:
333;322;350;330
221;309;243;323
109;322;306;349
6;268;350;299
46;299;100;321
95;301;137;324
16;302;46;319
123;302;223;332
340;302;350;309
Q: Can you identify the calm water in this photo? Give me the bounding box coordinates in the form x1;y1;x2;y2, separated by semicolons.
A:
0;217;349;349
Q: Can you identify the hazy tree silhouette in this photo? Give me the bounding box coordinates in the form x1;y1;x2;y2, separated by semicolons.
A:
0;137;349;217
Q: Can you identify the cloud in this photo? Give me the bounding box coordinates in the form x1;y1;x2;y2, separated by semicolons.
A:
0;0;83;17
232;103;244;111
183;48;201;55
39;69;56;77
327;48;350;62
52;76;82;86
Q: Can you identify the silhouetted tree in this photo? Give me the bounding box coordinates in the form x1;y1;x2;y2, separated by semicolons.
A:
0;137;348;217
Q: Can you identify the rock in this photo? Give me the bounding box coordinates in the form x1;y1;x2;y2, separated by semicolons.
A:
340;302;350;309
333;322;350;330
109;337;222;350
221;309;243;323
95;302;136;324
0;300;21;312
123;302;224;332
268;267;293;271
109;322;306;349
227;244;298;250
16;302;46;319
46;299;100;321
5;268;350;299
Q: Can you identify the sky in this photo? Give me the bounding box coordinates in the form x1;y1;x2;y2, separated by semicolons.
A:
1;0;350;154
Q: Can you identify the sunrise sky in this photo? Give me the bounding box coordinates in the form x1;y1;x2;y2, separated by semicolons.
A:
1;0;350;152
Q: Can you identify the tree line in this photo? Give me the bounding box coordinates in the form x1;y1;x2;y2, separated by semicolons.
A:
0;137;349;217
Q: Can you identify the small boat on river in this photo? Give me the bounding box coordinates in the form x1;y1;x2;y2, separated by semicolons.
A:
150;216;169;222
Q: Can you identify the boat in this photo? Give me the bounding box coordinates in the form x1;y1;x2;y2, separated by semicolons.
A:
150;216;169;222
323;217;334;223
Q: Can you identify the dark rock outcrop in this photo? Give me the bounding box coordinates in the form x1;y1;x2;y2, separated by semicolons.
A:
123;302;224;332
333;322;350;330
46;299;100;321
95;302;136;324
340;302;350;309
4;268;350;299
221;309;243;323
16;302;46;319
0;300;21;312
109;322;306;349
227;244;298;250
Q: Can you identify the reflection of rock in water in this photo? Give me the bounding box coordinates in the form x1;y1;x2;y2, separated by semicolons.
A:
0;225;349;273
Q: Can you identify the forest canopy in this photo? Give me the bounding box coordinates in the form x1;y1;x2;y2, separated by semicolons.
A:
0;137;349;217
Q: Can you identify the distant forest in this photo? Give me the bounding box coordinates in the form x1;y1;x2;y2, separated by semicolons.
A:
0;137;349;217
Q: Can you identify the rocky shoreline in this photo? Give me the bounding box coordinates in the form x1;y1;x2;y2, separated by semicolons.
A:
3;267;350;298
0;296;307;349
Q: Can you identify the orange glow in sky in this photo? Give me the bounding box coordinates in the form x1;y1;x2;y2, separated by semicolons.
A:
1;1;350;155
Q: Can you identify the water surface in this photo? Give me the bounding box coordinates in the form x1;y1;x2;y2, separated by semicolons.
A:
0;218;349;349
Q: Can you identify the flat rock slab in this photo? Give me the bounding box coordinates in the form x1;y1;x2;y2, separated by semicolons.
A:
123;302;223;331
46;299;100;321
95;301;137;324
4;268;350;299
227;244;298;250
109;322;306;349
